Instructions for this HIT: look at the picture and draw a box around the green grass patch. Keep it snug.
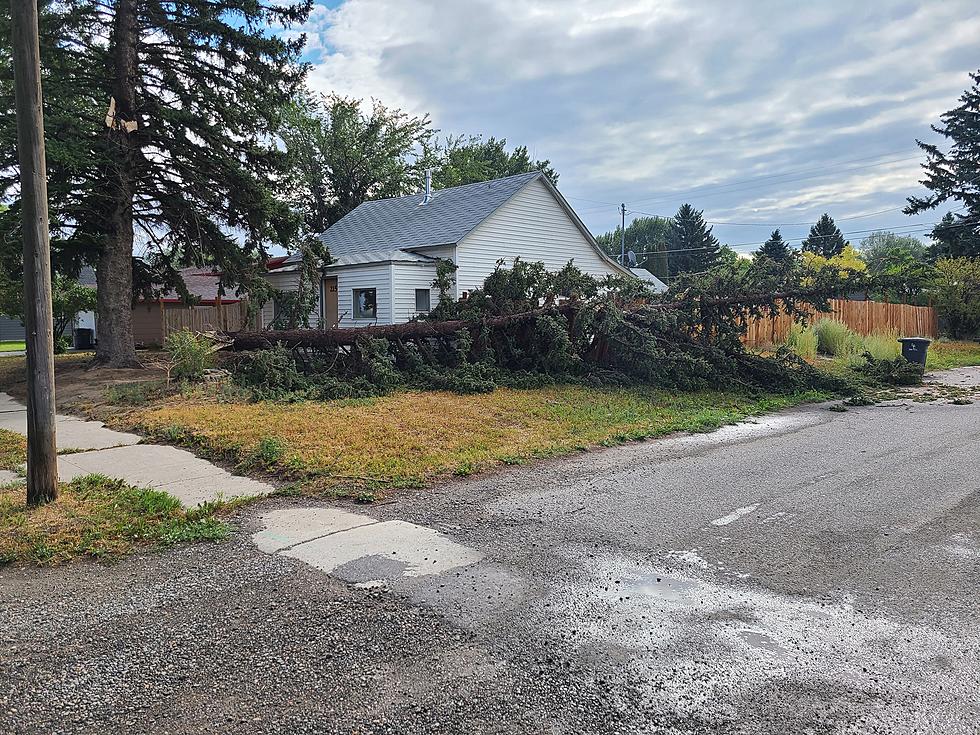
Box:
[0,428,27,472]
[122,385,829,499]
[0,473,232,565]
[926,340,980,371]
[0,342,25,353]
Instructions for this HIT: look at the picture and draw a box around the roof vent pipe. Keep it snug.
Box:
[422,169,433,205]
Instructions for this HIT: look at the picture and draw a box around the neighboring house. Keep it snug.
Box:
[0,315,24,342]
[131,266,245,346]
[262,171,665,329]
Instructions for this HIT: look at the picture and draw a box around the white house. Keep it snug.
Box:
[260,171,666,329]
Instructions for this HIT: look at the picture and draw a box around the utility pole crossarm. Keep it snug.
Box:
[10,0,59,505]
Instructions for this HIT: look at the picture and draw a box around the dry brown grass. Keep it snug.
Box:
[123,385,824,495]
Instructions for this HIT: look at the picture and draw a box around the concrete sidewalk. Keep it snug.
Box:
[0,392,272,506]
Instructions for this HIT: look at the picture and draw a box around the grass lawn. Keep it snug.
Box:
[0,473,233,565]
[926,339,980,371]
[0,428,27,471]
[0,341,25,353]
[123,386,828,498]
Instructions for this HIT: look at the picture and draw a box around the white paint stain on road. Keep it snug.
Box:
[710,503,759,526]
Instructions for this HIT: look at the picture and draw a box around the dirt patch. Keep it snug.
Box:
[0,353,168,414]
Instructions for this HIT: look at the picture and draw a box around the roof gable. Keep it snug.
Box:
[314,171,542,260]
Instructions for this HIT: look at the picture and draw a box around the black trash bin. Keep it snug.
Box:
[897,337,931,366]
[74,328,93,350]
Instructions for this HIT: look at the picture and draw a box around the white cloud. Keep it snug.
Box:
[296,0,979,247]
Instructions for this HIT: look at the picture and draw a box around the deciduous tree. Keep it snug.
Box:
[432,135,558,189]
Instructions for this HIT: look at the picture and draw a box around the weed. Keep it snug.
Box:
[165,330,216,383]
[828,404,849,412]
[255,436,287,466]
[0,473,232,565]
[785,322,817,360]
[0,429,26,471]
[813,319,864,357]
[106,380,171,406]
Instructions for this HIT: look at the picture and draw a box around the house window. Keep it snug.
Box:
[415,288,431,312]
[353,288,377,319]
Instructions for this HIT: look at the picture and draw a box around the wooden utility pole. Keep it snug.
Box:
[10,0,58,505]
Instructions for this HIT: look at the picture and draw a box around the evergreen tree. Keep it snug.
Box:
[432,135,558,189]
[906,70,980,250]
[0,0,311,366]
[801,214,847,258]
[928,211,980,259]
[756,229,793,262]
[667,204,719,276]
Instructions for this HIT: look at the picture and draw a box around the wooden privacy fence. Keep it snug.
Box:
[743,299,939,348]
[162,300,252,339]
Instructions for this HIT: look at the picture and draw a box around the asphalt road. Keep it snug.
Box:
[2,371,979,734]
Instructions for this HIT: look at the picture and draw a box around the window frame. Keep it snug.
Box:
[352,288,378,320]
[414,288,431,313]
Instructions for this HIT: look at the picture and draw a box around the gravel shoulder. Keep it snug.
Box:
[1,369,979,734]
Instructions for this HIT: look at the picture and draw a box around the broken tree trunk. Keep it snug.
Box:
[231,307,564,350]
[228,288,837,352]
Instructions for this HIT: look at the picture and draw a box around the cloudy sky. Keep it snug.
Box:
[288,0,979,254]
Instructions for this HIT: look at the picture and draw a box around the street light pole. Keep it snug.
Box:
[10,0,58,505]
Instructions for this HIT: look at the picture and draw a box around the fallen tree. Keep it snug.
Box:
[222,258,863,400]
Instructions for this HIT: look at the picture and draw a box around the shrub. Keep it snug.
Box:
[813,319,863,357]
[861,330,901,361]
[164,330,215,382]
[785,322,817,359]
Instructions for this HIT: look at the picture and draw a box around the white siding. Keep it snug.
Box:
[455,178,622,295]
[391,262,439,322]
[336,263,393,326]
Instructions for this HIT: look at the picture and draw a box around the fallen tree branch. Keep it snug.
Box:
[227,286,837,352]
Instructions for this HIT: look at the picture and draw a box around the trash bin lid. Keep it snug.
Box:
[897,337,932,344]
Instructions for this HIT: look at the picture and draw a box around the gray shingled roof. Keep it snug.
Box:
[286,171,543,265]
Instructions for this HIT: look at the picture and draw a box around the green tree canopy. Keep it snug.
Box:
[928,211,980,259]
[432,135,558,189]
[595,215,670,278]
[859,232,932,304]
[278,93,437,234]
[906,70,980,252]
[801,214,848,258]
[667,204,720,276]
[756,229,793,262]
[0,0,311,366]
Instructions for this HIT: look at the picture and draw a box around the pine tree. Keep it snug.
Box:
[0,0,311,366]
[929,212,980,259]
[667,204,719,276]
[906,70,980,249]
[801,214,847,258]
[756,229,793,262]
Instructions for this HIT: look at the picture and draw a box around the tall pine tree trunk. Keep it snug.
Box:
[96,0,140,367]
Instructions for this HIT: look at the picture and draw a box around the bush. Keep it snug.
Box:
[813,319,863,357]
[785,322,817,359]
[164,330,215,382]
[861,330,901,361]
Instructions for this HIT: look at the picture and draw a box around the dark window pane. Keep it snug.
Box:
[415,288,430,312]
